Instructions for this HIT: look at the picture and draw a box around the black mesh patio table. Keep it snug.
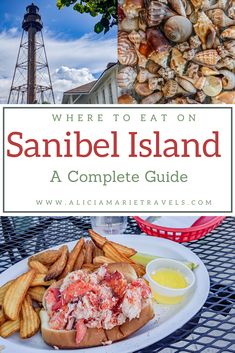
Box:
[0,216,234,352]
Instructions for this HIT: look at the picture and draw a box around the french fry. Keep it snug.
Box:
[81,264,99,271]
[30,274,55,287]
[28,286,46,302]
[0,308,6,326]
[84,240,94,264]
[103,243,135,265]
[88,229,106,248]
[20,295,40,339]
[73,248,85,270]
[89,229,136,257]
[29,249,61,265]
[28,260,48,274]
[45,245,68,281]
[0,319,20,338]
[0,280,14,306]
[59,239,84,278]
[3,270,35,321]
[131,264,146,277]
[93,256,115,265]
[93,244,104,257]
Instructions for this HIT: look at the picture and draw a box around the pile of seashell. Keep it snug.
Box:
[117,0,235,104]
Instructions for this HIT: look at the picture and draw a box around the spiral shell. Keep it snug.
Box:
[146,1,176,27]
[149,51,170,68]
[175,76,197,93]
[138,9,148,31]
[212,91,235,104]
[200,66,220,76]
[190,0,205,10]
[203,0,229,11]
[164,16,193,43]
[207,9,235,28]
[135,82,154,96]
[117,67,137,89]
[146,28,171,53]
[216,57,235,70]
[189,35,201,49]
[148,77,164,90]
[128,31,142,49]
[170,48,187,75]
[186,62,199,78]
[183,48,195,60]
[136,50,148,68]
[146,60,159,74]
[141,92,163,104]
[177,41,190,52]
[194,49,221,66]
[162,79,187,98]
[118,32,138,66]
[158,67,175,79]
[220,70,235,90]
[168,0,186,17]
[123,0,144,18]
[228,5,235,20]
[137,68,156,82]
[221,26,235,40]
[194,76,207,90]
[118,94,138,104]
[224,40,235,58]
[194,12,216,50]
[195,90,206,103]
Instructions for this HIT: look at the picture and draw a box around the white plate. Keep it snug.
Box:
[0,234,210,353]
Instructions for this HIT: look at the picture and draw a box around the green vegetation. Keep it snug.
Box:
[57,0,117,34]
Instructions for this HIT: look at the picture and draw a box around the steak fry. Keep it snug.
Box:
[45,245,68,281]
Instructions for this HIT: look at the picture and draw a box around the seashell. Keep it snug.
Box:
[138,9,148,31]
[175,77,197,93]
[190,0,205,10]
[141,92,163,104]
[168,0,186,17]
[195,90,207,103]
[202,76,222,96]
[220,69,235,89]
[136,50,148,68]
[183,48,195,60]
[200,66,220,75]
[146,1,176,27]
[223,40,235,58]
[216,57,235,69]
[137,68,157,82]
[177,42,190,52]
[212,91,235,104]
[117,67,137,89]
[139,41,154,57]
[189,11,199,24]
[148,77,164,90]
[158,67,175,79]
[194,49,221,66]
[118,94,138,104]
[203,0,229,11]
[186,62,200,78]
[207,9,235,28]
[168,97,188,104]
[217,45,230,58]
[194,76,207,89]
[120,17,139,32]
[194,12,216,50]
[135,82,154,96]
[164,16,193,43]
[146,60,160,74]
[149,51,170,68]
[228,6,235,20]
[162,79,188,98]
[128,31,142,49]
[123,0,144,18]
[181,0,193,15]
[118,32,138,66]
[221,26,235,40]
[189,35,202,49]
[186,97,200,104]
[146,28,171,53]
[170,48,187,75]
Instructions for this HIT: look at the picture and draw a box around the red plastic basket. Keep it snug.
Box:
[133,216,225,242]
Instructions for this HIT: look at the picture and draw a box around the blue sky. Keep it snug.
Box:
[0,0,117,102]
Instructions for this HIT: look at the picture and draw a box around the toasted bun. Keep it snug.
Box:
[41,263,154,348]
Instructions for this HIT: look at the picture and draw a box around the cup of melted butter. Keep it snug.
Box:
[146,259,195,304]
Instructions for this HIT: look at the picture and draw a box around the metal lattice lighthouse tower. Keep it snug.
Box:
[8,3,55,104]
